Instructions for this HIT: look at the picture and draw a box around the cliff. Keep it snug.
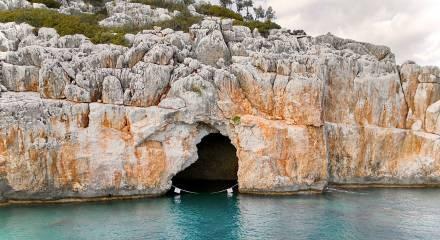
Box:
[0,12,439,202]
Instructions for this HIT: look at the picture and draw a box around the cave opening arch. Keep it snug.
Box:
[171,133,239,193]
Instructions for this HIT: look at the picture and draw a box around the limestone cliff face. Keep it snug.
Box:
[1,18,439,202]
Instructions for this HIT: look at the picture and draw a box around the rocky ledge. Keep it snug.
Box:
[0,18,439,202]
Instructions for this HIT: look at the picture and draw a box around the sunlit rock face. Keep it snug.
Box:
[1,18,440,202]
[326,123,440,186]
[234,116,327,193]
[400,63,440,132]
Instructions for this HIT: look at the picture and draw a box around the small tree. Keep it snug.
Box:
[253,5,265,20]
[235,0,245,14]
[243,0,253,18]
[265,6,276,21]
[220,0,233,8]
[244,12,254,20]
[183,0,195,5]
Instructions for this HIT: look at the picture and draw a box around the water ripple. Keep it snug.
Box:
[1,189,440,240]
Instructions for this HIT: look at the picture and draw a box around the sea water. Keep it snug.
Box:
[1,188,440,240]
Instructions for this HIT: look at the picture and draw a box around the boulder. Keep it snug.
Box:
[0,83,7,92]
[232,26,252,42]
[1,63,39,92]
[64,84,91,103]
[0,22,34,51]
[412,83,440,129]
[143,44,175,65]
[102,76,123,105]
[128,62,172,107]
[425,100,440,135]
[195,29,231,67]
[0,0,31,10]
[99,1,174,28]
[39,60,70,99]
[401,63,440,130]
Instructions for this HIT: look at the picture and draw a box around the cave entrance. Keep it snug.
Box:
[171,133,239,193]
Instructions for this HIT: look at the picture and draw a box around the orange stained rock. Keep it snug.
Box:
[124,141,167,188]
[55,143,90,189]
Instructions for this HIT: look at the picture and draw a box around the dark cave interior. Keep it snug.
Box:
[171,133,239,193]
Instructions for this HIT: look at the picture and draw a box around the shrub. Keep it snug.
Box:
[0,8,202,46]
[132,0,189,13]
[196,4,243,21]
[182,0,195,5]
[0,9,122,44]
[84,0,107,8]
[0,6,278,47]
[0,9,100,36]
[190,83,203,96]
[151,13,202,32]
[29,0,61,9]
[233,19,281,37]
[91,31,126,45]
[231,116,241,125]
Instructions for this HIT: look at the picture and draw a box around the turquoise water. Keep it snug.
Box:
[1,189,440,240]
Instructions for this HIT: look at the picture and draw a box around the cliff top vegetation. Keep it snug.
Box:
[0,0,280,45]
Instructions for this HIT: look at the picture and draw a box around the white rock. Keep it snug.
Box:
[102,76,123,105]
[0,0,31,10]
[39,59,70,99]
[158,97,186,110]
[32,3,47,8]
[195,30,231,66]
[1,20,440,201]
[99,1,174,28]
[425,100,440,135]
[1,63,39,91]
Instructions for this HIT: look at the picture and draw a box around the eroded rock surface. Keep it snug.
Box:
[327,123,440,186]
[98,0,176,28]
[0,0,32,10]
[1,19,440,202]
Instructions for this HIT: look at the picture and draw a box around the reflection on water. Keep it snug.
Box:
[1,189,440,240]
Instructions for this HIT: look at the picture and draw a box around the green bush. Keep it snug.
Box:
[190,83,203,96]
[0,9,122,45]
[0,9,100,36]
[196,4,243,21]
[91,31,127,45]
[29,0,61,9]
[233,20,281,37]
[182,0,195,5]
[84,0,107,7]
[0,8,202,46]
[132,0,188,13]
[150,13,202,32]
[231,115,241,125]
[0,6,279,47]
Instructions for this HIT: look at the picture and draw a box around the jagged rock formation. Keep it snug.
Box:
[0,17,439,202]
[0,0,193,21]
[99,0,179,28]
[57,0,102,15]
[0,0,107,13]
[0,0,47,10]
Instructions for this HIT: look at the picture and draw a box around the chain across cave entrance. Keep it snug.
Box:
[171,133,239,193]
